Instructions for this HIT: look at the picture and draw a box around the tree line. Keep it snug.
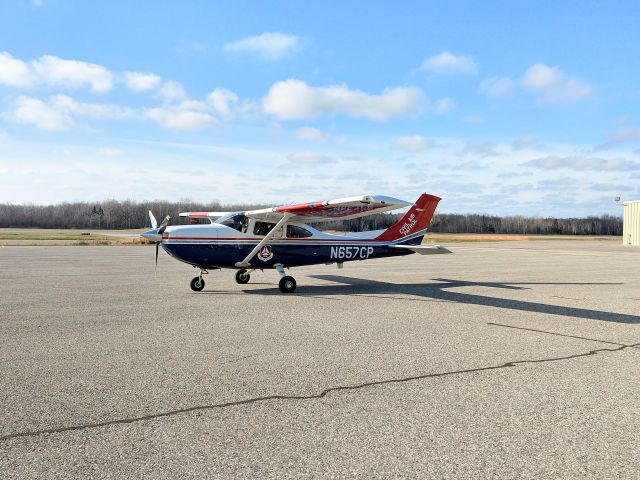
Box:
[0,200,622,235]
[327,212,621,236]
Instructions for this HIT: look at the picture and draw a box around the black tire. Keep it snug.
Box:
[190,276,205,292]
[235,269,250,284]
[279,276,296,293]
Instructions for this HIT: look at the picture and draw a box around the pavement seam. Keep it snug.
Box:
[1,341,637,443]
[486,322,636,347]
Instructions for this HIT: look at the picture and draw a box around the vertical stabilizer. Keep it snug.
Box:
[375,193,441,242]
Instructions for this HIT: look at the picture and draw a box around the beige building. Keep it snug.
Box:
[622,200,640,246]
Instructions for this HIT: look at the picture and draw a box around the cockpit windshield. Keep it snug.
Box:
[216,213,248,233]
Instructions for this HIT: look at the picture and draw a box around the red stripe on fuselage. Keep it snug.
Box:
[163,236,380,242]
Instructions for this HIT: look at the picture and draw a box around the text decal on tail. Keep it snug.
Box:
[399,213,417,236]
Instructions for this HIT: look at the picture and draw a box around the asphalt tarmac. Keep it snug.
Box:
[1,242,639,479]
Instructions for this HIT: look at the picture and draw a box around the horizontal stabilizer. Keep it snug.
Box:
[390,244,452,255]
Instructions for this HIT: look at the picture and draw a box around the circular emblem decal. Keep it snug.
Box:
[258,245,273,261]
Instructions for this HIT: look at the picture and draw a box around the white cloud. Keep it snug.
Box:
[9,94,133,130]
[207,88,239,117]
[513,135,539,149]
[99,148,123,157]
[594,127,640,151]
[392,135,433,152]
[295,127,329,142]
[520,63,592,103]
[0,52,32,87]
[462,139,499,157]
[421,51,477,75]
[124,72,161,92]
[434,97,455,114]
[50,94,133,119]
[224,32,301,60]
[11,96,74,130]
[144,102,216,129]
[479,76,515,98]
[285,151,333,164]
[525,155,640,171]
[31,54,114,93]
[262,79,425,121]
[614,115,632,126]
[463,114,483,124]
[609,127,640,144]
[158,81,187,103]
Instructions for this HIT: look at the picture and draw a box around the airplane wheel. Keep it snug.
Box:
[235,269,250,284]
[279,276,296,293]
[190,276,205,292]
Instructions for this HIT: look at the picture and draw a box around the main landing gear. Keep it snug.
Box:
[235,269,250,284]
[275,264,296,293]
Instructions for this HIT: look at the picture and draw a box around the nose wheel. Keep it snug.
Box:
[190,268,208,292]
[190,276,205,292]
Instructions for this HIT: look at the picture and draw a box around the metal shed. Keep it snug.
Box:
[622,200,640,246]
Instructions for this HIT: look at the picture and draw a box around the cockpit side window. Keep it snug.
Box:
[286,225,313,238]
[254,221,276,236]
[219,214,248,233]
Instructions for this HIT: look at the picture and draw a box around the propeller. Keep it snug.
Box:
[144,211,170,268]
[155,215,170,266]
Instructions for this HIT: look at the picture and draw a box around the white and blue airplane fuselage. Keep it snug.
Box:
[142,193,448,293]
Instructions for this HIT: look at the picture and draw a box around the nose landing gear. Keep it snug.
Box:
[190,268,208,292]
[190,276,205,292]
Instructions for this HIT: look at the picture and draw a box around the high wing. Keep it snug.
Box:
[245,194,412,223]
[178,211,234,221]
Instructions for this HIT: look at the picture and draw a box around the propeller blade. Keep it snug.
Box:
[155,242,159,267]
[158,215,170,234]
[149,211,158,229]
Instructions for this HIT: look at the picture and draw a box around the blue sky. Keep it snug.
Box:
[1,0,639,216]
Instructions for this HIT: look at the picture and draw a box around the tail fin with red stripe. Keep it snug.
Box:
[375,193,441,242]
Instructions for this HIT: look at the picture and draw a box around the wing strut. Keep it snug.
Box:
[235,213,291,268]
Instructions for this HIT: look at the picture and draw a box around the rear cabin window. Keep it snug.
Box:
[287,225,312,238]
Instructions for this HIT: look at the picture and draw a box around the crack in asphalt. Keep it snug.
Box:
[2,335,637,443]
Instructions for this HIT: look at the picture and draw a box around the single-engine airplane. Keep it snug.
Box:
[142,193,450,293]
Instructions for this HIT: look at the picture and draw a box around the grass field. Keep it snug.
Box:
[0,229,150,246]
[0,228,623,246]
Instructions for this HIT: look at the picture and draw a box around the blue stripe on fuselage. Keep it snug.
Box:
[162,241,415,269]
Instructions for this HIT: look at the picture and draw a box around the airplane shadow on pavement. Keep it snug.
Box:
[245,276,640,324]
